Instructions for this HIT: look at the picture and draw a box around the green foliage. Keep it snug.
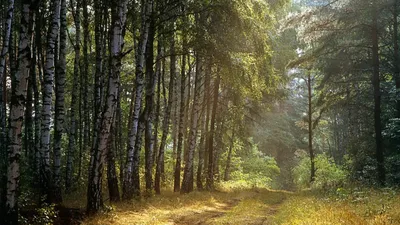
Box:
[293,153,348,189]
[19,203,58,225]
[228,142,280,188]
[32,203,58,225]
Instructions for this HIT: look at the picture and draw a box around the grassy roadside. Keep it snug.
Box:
[272,188,400,225]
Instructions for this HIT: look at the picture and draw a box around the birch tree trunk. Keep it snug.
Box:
[0,0,14,180]
[123,0,152,200]
[40,0,61,202]
[132,113,145,197]
[53,0,67,203]
[181,55,202,194]
[87,0,127,214]
[5,0,33,223]
[92,0,104,150]
[107,124,120,202]
[174,52,186,192]
[33,5,43,198]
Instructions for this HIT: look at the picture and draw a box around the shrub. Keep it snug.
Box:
[293,153,348,190]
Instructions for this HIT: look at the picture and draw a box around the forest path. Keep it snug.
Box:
[81,188,291,225]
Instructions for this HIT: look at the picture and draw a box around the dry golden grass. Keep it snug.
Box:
[79,186,400,225]
[81,188,290,225]
[272,188,400,225]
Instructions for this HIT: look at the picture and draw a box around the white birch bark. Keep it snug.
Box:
[123,0,153,199]
[0,0,14,173]
[5,1,32,223]
[40,0,61,201]
[87,0,127,214]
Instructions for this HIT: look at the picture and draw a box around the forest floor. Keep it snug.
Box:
[75,186,400,225]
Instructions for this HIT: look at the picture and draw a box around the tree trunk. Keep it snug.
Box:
[307,71,315,183]
[107,124,120,202]
[82,0,90,155]
[5,0,32,223]
[181,55,202,194]
[53,0,67,204]
[206,73,220,191]
[0,0,14,199]
[41,0,61,202]
[33,4,43,199]
[393,1,400,118]
[132,112,145,197]
[93,0,104,148]
[0,0,13,86]
[196,104,205,190]
[371,0,385,186]
[224,127,235,181]
[87,0,127,214]
[174,52,186,192]
[144,7,155,193]
[152,44,162,171]
[123,0,152,200]
[155,33,175,194]
[203,61,211,179]
[66,0,80,192]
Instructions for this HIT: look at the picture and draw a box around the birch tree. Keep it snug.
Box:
[87,0,127,214]
[123,0,152,199]
[0,0,14,176]
[181,56,202,194]
[5,0,33,223]
[40,0,61,202]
